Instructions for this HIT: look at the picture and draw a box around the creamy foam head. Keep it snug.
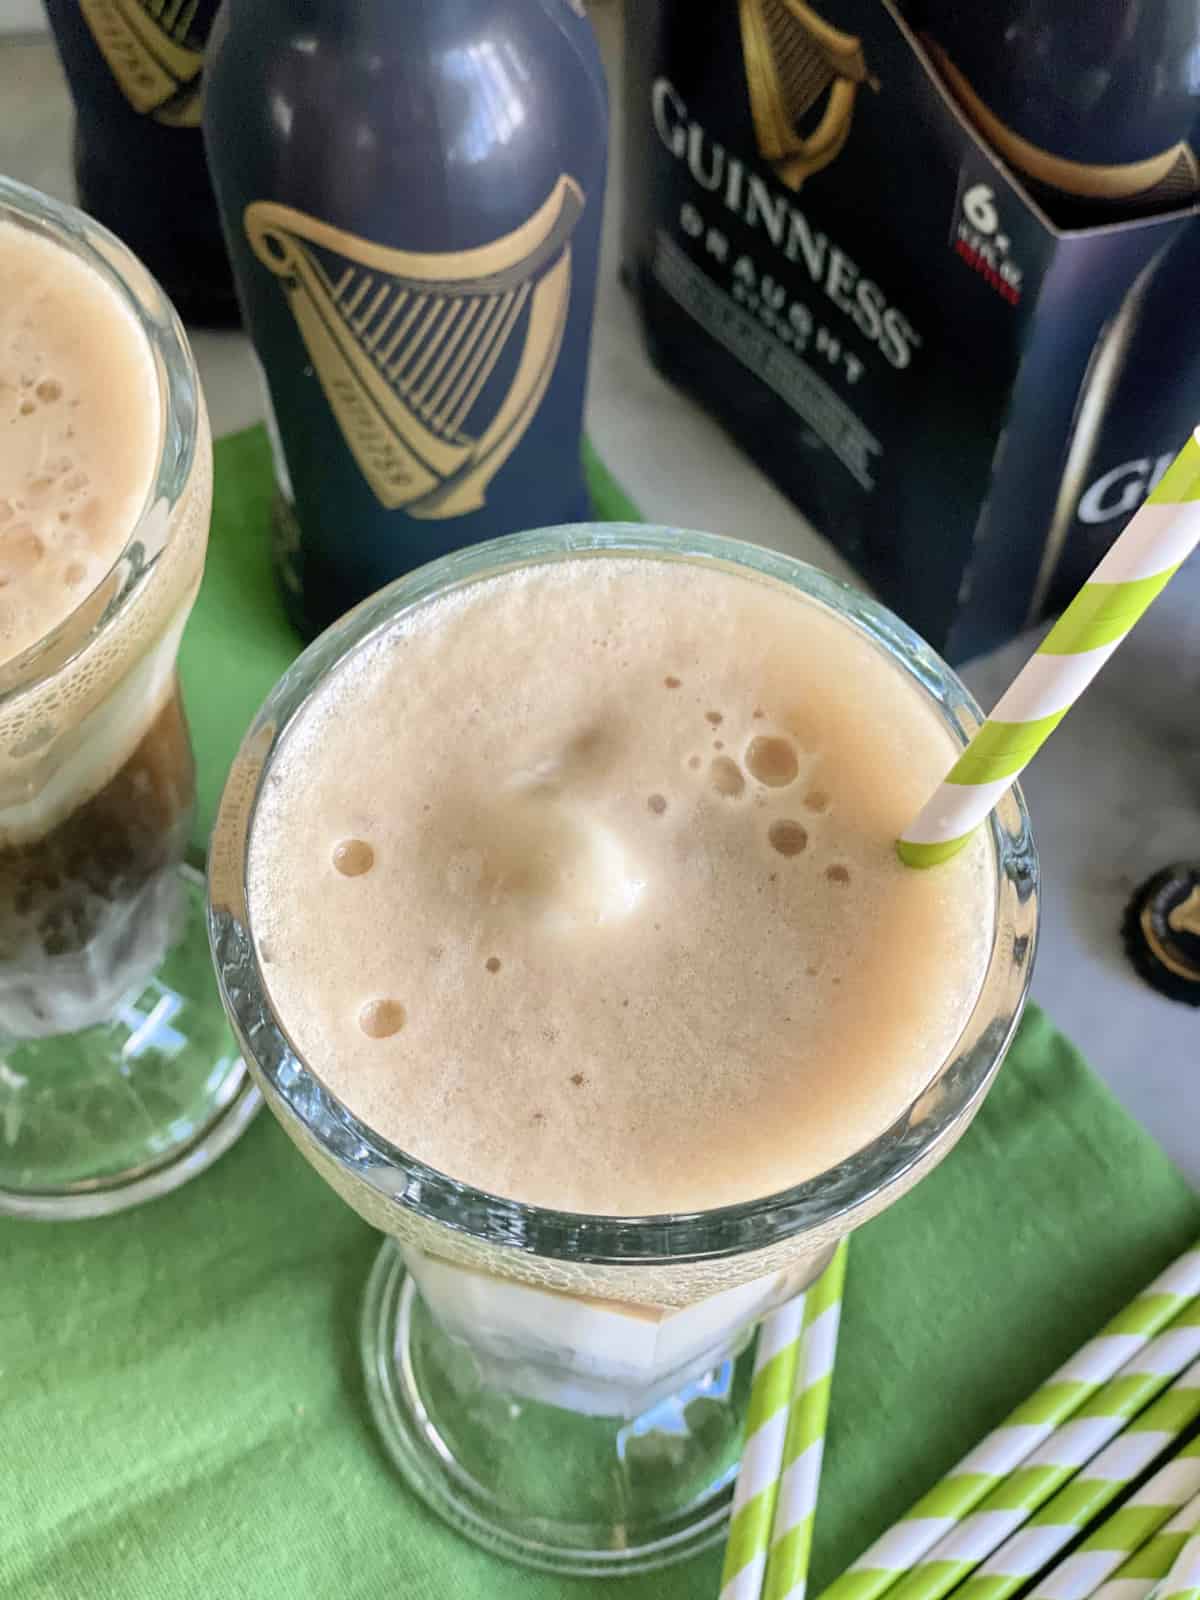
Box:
[0,221,158,666]
[0,218,210,847]
[248,556,994,1216]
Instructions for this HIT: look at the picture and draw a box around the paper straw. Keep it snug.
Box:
[1028,1436,1200,1600]
[945,1355,1200,1600]
[1150,1529,1200,1600]
[898,428,1200,867]
[819,1244,1200,1600]
[1090,1490,1200,1600]
[763,1243,850,1600]
[840,1298,1200,1600]
[721,1291,809,1600]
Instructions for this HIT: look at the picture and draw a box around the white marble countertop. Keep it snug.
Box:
[2,10,1197,1187]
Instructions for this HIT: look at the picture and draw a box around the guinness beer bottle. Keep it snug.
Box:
[43,0,237,326]
[203,0,607,638]
[1033,217,1200,612]
[912,0,1200,224]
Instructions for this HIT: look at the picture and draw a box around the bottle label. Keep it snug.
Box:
[646,65,924,497]
[241,175,586,521]
[949,173,1025,305]
[78,0,219,125]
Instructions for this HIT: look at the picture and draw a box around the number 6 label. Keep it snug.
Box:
[963,182,999,234]
[949,166,1025,304]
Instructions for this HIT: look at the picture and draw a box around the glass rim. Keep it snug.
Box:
[209,523,1039,1266]
[0,175,199,702]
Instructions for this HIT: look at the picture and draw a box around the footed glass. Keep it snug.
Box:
[208,525,1038,1575]
[0,177,258,1219]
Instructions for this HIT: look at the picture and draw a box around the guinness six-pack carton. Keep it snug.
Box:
[622,0,1200,660]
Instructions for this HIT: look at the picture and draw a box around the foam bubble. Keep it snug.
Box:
[768,819,807,857]
[333,838,375,876]
[359,998,405,1037]
[745,735,799,787]
[710,755,745,797]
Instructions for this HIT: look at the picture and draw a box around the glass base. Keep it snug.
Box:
[361,1241,752,1577]
[0,866,260,1219]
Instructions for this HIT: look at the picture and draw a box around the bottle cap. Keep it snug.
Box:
[1122,863,1200,1006]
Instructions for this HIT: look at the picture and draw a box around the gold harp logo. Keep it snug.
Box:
[79,0,206,126]
[245,177,584,520]
[739,0,876,191]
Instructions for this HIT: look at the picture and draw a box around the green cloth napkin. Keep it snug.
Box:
[3,429,1198,1600]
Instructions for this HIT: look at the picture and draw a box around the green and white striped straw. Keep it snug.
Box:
[1150,1528,1200,1600]
[899,428,1200,868]
[1090,1490,1200,1600]
[763,1243,850,1600]
[946,1354,1200,1600]
[820,1245,1200,1600]
[721,1290,809,1600]
[1028,1435,1200,1600]
[848,1298,1200,1600]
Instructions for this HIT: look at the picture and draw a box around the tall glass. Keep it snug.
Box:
[0,178,259,1219]
[208,525,1038,1576]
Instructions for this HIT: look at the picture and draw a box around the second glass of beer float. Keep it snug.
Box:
[208,525,1038,1576]
[0,178,259,1219]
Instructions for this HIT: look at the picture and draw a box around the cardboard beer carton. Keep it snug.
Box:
[622,0,1198,660]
